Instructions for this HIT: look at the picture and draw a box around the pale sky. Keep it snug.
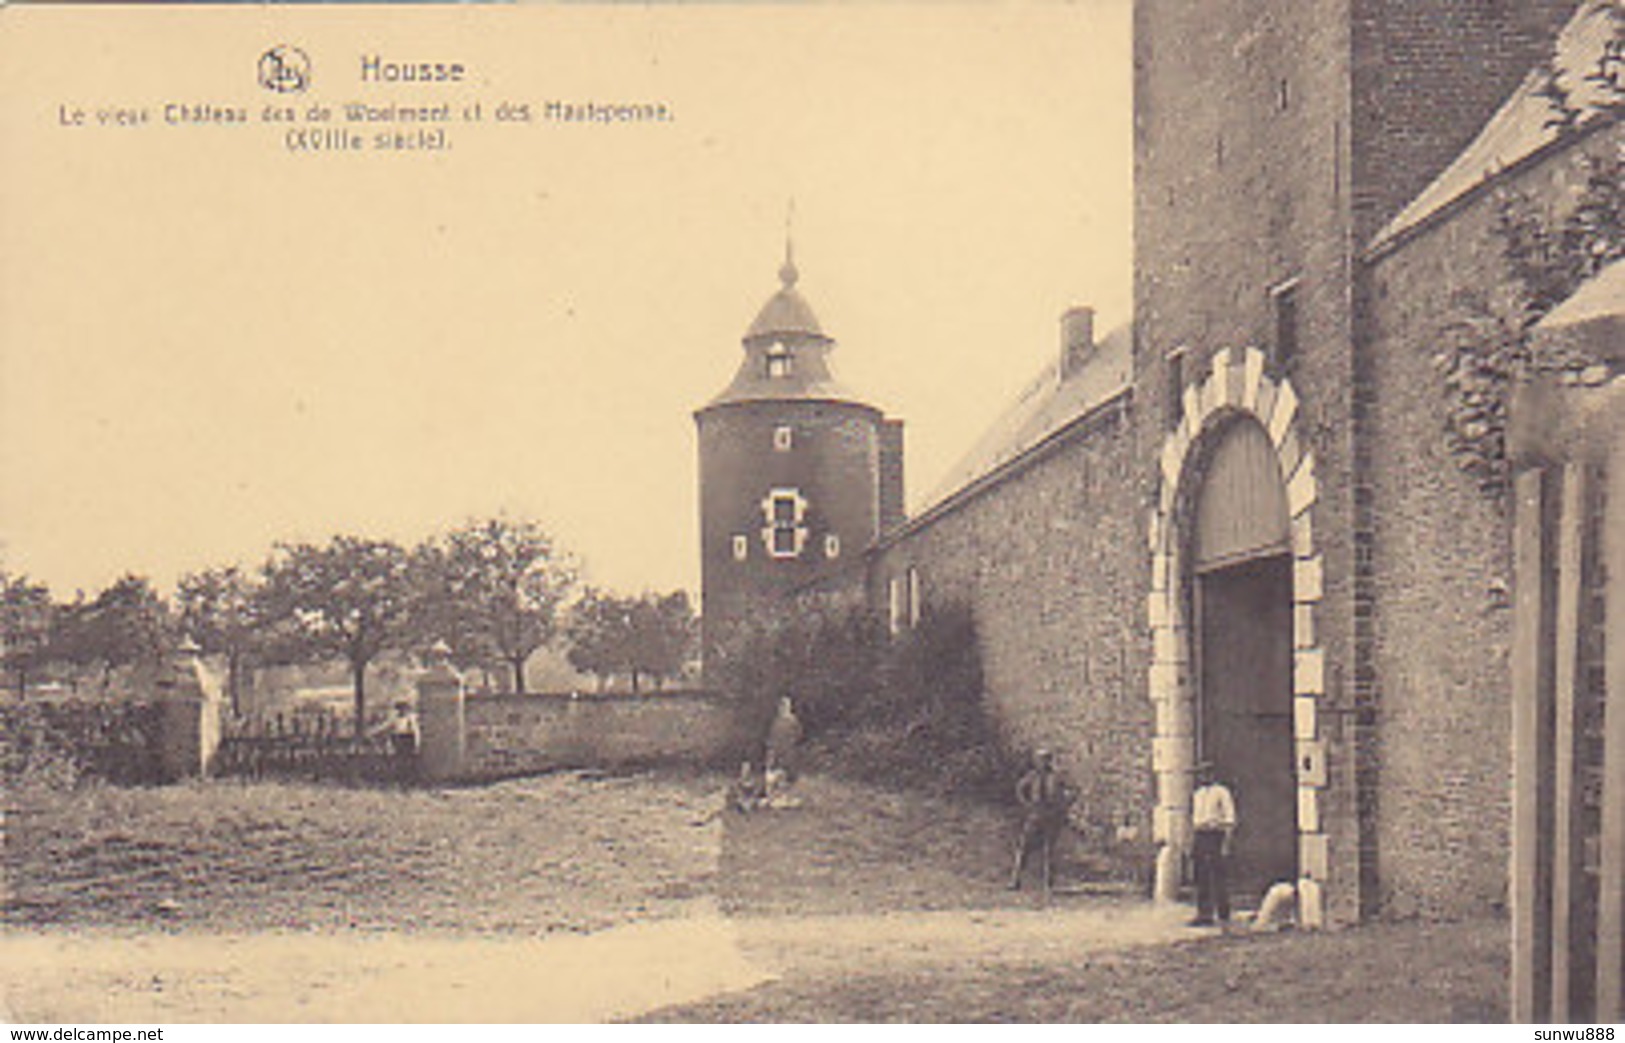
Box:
[0,3,1133,604]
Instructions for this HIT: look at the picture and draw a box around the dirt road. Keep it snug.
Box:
[1,900,1194,1022]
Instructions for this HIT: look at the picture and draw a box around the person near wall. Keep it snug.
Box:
[370,700,419,783]
[764,695,804,782]
[1189,759,1237,926]
[1008,748,1072,894]
[728,760,766,814]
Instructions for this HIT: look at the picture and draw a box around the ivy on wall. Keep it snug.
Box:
[1433,0,1623,500]
[1434,146,1623,501]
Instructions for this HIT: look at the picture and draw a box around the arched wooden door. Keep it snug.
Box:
[1191,418,1298,900]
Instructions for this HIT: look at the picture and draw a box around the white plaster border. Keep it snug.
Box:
[1147,345,1327,928]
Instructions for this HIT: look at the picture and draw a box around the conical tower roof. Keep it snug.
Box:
[744,247,825,341]
[699,249,869,411]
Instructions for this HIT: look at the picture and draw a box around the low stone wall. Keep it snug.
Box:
[417,670,745,783]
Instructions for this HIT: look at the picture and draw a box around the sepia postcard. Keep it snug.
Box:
[2,0,1622,1028]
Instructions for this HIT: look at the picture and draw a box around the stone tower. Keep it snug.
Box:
[695,245,904,677]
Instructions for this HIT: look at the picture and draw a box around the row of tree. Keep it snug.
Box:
[0,518,697,731]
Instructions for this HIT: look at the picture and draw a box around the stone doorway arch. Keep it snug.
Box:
[1147,345,1327,927]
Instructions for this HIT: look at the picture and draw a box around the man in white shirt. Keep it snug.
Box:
[1189,760,1236,926]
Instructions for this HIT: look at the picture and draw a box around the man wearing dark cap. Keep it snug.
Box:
[1009,748,1071,894]
[1189,760,1237,926]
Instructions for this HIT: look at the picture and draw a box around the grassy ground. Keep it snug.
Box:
[716,774,1143,917]
[2,772,720,935]
[3,770,1511,1022]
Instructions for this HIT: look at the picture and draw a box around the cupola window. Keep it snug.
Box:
[766,342,793,379]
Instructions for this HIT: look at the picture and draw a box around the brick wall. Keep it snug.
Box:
[1132,0,1582,921]
[697,399,885,669]
[1350,0,1580,243]
[458,690,744,780]
[870,397,1152,843]
[1362,124,1624,916]
[1135,0,1367,920]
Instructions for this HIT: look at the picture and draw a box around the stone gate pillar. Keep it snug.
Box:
[154,638,222,781]
[416,642,466,784]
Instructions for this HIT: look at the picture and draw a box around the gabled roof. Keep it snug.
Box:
[1537,256,1625,330]
[1370,0,1623,254]
[919,324,1133,512]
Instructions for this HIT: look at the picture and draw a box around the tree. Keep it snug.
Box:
[176,565,264,715]
[628,591,697,690]
[0,570,53,696]
[55,575,175,685]
[260,536,414,734]
[566,589,696,693]
[415,518,576,693]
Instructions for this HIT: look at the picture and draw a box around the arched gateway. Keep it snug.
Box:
[1148,346,1327,926]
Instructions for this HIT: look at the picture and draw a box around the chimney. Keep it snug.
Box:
[1060,306,1095,380]
[878,419,906,535]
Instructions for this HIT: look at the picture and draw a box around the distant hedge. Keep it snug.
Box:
[0,700,163,789]
[715,601,1020,800]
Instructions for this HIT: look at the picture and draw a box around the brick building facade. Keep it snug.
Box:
[697,0,1621,924]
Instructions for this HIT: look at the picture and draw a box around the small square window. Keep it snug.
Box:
[824,533,840,559]
[773,426,794,452]
[731,535,749,561]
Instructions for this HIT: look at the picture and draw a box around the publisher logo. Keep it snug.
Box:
[259,46,311,94]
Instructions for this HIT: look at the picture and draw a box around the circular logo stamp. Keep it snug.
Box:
[259,46,312,94]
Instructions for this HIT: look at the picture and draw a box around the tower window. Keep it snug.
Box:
[907,567,922,627]
[888,574,906,635]
[766,342,792,379]
[1270,278,1300,372]
[761,487,808,559]
[1166,347,1187,431]
[731,535,749,561]
[773,426,794,452]
[824,533,841,559]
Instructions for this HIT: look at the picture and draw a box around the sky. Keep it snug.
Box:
[0,2,1134,604]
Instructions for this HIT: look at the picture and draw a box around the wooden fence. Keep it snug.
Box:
[1508,312,1624,1022]
[214,711,410,783]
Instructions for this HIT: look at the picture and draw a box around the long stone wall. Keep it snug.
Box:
[869,395,1152,849]
[417,666,745,783]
